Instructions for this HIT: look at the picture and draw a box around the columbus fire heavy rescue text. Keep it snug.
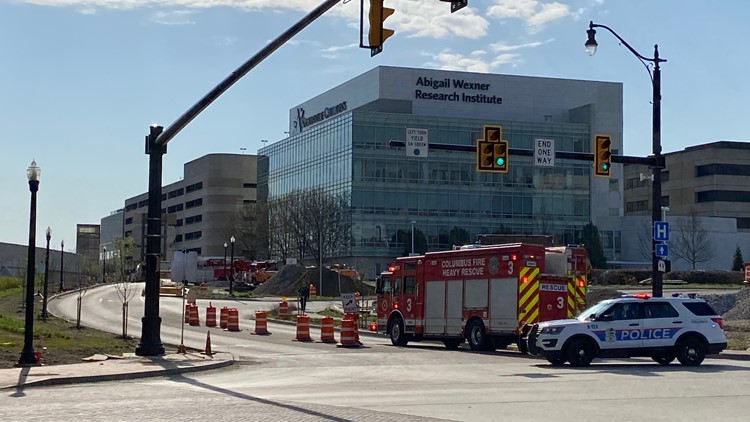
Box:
[441,257,486,277]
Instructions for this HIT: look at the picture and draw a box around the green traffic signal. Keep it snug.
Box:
[601,162,609,171]
[496,157,505,166]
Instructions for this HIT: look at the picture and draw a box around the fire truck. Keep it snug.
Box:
[375,243,589,352]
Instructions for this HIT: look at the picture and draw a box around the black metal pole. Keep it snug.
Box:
[223,244,227,281]
[59,240,65,292]
[651,46,663,298]
[102,246,106,283]
[136,125,166,357]
[42,230,50,320]
[230,241,235,296]
[19,179,39,365]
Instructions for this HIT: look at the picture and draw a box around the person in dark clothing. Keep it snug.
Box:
[298,285,310,314]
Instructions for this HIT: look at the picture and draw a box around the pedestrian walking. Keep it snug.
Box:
[298,285,310,314]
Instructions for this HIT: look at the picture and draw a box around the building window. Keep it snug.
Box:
[176,219,183,227]
[185,215,203,225]
[174,234,183,242]
[138,200,148,208]
[697,190,750,203]
[243,183,257,188]
[186,198,203,209]
[661,170,669,182]
[125,230,133,237]
[609,179,618,192]
[168,204,184,213]
[626,200,649,213]
[185,231,202,240]
[186,182,203,193]
[661,196,670,207]
[696,163,750,177]
[168,188,184,199]
[737,218,750,229]
[125,217,133,225]
[78,226,98,234]
[125,203,137,212]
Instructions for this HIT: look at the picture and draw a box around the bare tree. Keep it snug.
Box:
[671,211,714,270]
[109,236,138,339]
[234,200,269,260]
[636,221,653,261]
[74,263,90,330]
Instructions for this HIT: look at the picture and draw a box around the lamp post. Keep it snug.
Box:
[410,220,416,255]
[59,239,65,292]
[585,21,667,297]
[102,246,107,283]
[229,236,235,295]
[42,227,51,320]
[223,242,228,282]
[19,160,41,366]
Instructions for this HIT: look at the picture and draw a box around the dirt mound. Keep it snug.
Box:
[254,264,375,297]
[719,288,750,320]
[586,288,624,306]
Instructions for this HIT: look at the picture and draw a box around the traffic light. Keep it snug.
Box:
[484,125,501,142]
[477,140,494,171]
[493,141,509,173]
[594,134,612,177]
[368,0,395,56]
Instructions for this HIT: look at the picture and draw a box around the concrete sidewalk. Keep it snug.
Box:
[0,352,234,390]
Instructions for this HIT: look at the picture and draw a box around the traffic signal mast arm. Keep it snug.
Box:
[388,140,656,165]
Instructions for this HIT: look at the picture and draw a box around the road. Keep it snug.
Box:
[30,284,750,421]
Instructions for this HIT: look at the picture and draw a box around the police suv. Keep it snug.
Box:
[530,293,727,367]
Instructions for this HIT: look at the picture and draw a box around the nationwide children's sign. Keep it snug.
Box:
[414,76,503,105]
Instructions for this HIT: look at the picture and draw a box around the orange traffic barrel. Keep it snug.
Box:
[338,317,359,347]
[254,310,271,335]
[278,300,289,318]
[309,283,317,296]
[226,308,240,332]
[188,304,200,326]
[219,306,229,329]
[294,314,312,342]
[320,316,336,343]
[205,303,217,327]
[185,303,191,323]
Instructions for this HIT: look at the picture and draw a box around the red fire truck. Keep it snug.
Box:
[375,243,589,352]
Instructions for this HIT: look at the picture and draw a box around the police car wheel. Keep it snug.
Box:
[566,338,595,367]
[675,337,706,366]
[651,353,676,365]
[527,325,539,355]
[547,357,565,366]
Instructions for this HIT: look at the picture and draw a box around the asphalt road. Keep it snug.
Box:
[35,284,750,422]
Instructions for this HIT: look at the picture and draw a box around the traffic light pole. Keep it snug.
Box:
[136,0,342,357]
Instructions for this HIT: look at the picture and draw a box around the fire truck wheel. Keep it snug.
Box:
[466,320,490,351]
[517,324,531,354]
[388,316,408,347]
[565,338,596,367]
[443,339,463,350]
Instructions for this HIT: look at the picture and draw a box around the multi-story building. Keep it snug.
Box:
[75,224,100,270]
[121,153,257,264]
[259,65,625,278]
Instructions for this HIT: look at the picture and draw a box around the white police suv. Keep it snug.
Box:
[529,293,727,367]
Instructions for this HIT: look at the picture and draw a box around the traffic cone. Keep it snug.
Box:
[203,331,213,356]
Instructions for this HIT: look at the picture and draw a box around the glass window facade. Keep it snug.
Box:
[260,110,592,261]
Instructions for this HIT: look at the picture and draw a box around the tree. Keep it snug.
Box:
[109,236,136,281]
[732,245,744,271]
[447,226,471,249]
[235,200,269,260]
[636,221,653,261]
[577,222,607,269]
[671,212,713,270]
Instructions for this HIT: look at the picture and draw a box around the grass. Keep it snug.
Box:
[0,277,138,368]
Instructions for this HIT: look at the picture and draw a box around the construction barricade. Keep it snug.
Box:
[220,306,229,329]
[188,304,200,326]
[320,316,336,343]
[205,303,217,327]
[254,311,271,335]
[226,308,241,332]
[309,283,317,296]
[337,314,361,348]
[185,303,191,323]
[278,299,289,318]
[294,314,312,342]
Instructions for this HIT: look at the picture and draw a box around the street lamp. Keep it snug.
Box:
[410,220,416,255]
[19,160,41,366]
[223,242,228,282]
[59,239,65,292]
[102,246,107,283]
[42,227,51,320]
[229,236,235,295]
[585,21,667,297]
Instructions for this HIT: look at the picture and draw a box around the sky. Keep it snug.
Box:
[1,0,748,252]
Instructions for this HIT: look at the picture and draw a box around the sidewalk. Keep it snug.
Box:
[0,352,234,390]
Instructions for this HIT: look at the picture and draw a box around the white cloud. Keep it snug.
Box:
[487,0,571,32]
[152,10,195,25]
[489,39,550,52]
[427,48,523,73]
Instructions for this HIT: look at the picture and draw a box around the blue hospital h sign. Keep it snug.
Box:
[653,221,669,242]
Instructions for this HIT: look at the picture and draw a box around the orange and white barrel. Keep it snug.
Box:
[226,308,240,332]
[254,311,270,335]
[188,304,200,326]
[338,317,359,347]
[205,303,217,327]
[219,306,229,329]
[320,316,336,343]
[295,314,312,342]
[278,300,289,318]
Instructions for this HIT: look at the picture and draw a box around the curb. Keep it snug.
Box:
[1,359,236,390]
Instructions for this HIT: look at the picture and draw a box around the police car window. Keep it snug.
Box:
[683,302,719,316]
[644,302,679,319]
[394,277,402,294]
[611,303,640,320]
[404,276,415,294]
